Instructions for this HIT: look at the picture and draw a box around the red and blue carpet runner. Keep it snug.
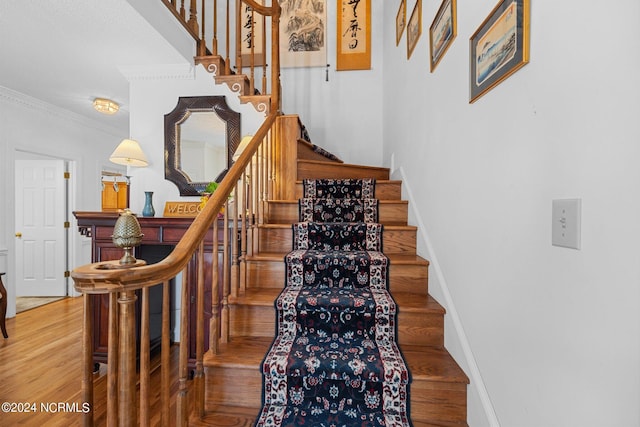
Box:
[256,179,412,426]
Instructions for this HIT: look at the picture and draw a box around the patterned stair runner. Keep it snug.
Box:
[256,179,412,427]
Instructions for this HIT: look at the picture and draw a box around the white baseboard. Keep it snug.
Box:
[392,166,500,427]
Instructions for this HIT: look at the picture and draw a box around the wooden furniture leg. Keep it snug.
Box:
[0,273,8,338]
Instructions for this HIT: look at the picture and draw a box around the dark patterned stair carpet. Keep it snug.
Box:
[299,198,379,223]
[256,179,412,427]
[302,178,376,199]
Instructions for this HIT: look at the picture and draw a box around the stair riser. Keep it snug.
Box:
[229,304,274,337]
[399,312,444,347]
[205,365,262,408]
[229,304,444,346]
[257,227,417,255]
[297,161,390,180]
[247,260,428,294]
[295,181,403,200]
[267,201,409,225]
[409,381,468,424]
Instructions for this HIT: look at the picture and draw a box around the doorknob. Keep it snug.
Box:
[15,232,22,238]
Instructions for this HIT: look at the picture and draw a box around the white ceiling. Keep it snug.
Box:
[0,0,192,134]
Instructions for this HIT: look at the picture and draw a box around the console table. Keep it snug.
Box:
[73,211,227,369]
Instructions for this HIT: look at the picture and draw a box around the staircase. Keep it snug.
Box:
[69,3,469,425]
[200,152,469,426]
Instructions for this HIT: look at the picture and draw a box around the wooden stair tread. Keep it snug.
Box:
[232,288,443,313]
[297,159,390,180]
[257,223,418,231]
[204,336,271,368]
[295,179,403,200]
[394,292,445,313]
[247,252,429,265]
[412,421,468,427]
[402,345,469,385]
[295,179,403,185]
[297,159,389,173]
[266,198,409,225]
[205,338,466,385]
[190,404,257,426]
[230,288,280,305]
[268,199,408,205]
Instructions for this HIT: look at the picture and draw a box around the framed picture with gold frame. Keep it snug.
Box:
[407,0,422,59]
[429,0,456,72]
[469,0,530,103]
[337,0,371,70]
[396,0,406,46]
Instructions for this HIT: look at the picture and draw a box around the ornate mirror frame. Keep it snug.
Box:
[164,96,241,196]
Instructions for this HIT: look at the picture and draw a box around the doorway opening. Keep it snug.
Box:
[14,154,73,301]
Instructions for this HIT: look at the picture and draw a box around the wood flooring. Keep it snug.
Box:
[0,296,257,426]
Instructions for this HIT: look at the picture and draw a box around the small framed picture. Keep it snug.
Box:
[429,0,457,72]
[469,0,530,102]
[396,0,406,46]
[407,0,422,59]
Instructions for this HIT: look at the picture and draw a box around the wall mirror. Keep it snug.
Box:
[164,96,240,196]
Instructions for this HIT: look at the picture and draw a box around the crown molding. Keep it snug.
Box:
[0,86,122,137]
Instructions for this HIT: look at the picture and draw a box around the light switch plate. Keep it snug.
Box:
[552,199,581,249]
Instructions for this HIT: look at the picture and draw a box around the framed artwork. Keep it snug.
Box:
[406,0,422,59]
[469,0,530,103]
[429,0,456,72]
[279,0,327,68]
[396,0,406,46]
[337,0,371,70]
[239,0,265,67]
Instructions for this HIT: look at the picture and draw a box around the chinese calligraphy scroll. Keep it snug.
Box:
[239,0,265,67]
[337,0,371,70]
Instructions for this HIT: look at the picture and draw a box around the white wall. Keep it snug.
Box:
[0,87,123,317]
[382,1,640,426]
[124,64,265,214]
[280,0,385,167]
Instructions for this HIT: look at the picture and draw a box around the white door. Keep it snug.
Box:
[15,160,67,296]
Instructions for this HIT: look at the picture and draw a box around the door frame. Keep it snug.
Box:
[12,151,78,301]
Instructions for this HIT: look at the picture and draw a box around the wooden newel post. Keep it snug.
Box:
[118,290,138,426]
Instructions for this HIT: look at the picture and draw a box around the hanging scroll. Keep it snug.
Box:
[279,0,327,68]
[240,0,265,66]
[336,0,371,70]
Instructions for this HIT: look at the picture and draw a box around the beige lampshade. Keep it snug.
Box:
[232,135,253,161]
[109,139,149,167]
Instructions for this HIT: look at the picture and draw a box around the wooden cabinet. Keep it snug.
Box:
[73,212,227,369]
[101,181,128,211]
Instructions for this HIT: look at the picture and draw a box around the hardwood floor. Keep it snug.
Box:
[0,296,257,426]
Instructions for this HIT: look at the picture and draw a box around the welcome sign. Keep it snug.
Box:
[163,201,202,217]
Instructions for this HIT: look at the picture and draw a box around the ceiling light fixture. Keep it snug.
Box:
[93,97,120,115]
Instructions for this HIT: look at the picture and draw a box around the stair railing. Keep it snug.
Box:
[162,0,281,113]
[73,116,277,426]
[71,2,281,425]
